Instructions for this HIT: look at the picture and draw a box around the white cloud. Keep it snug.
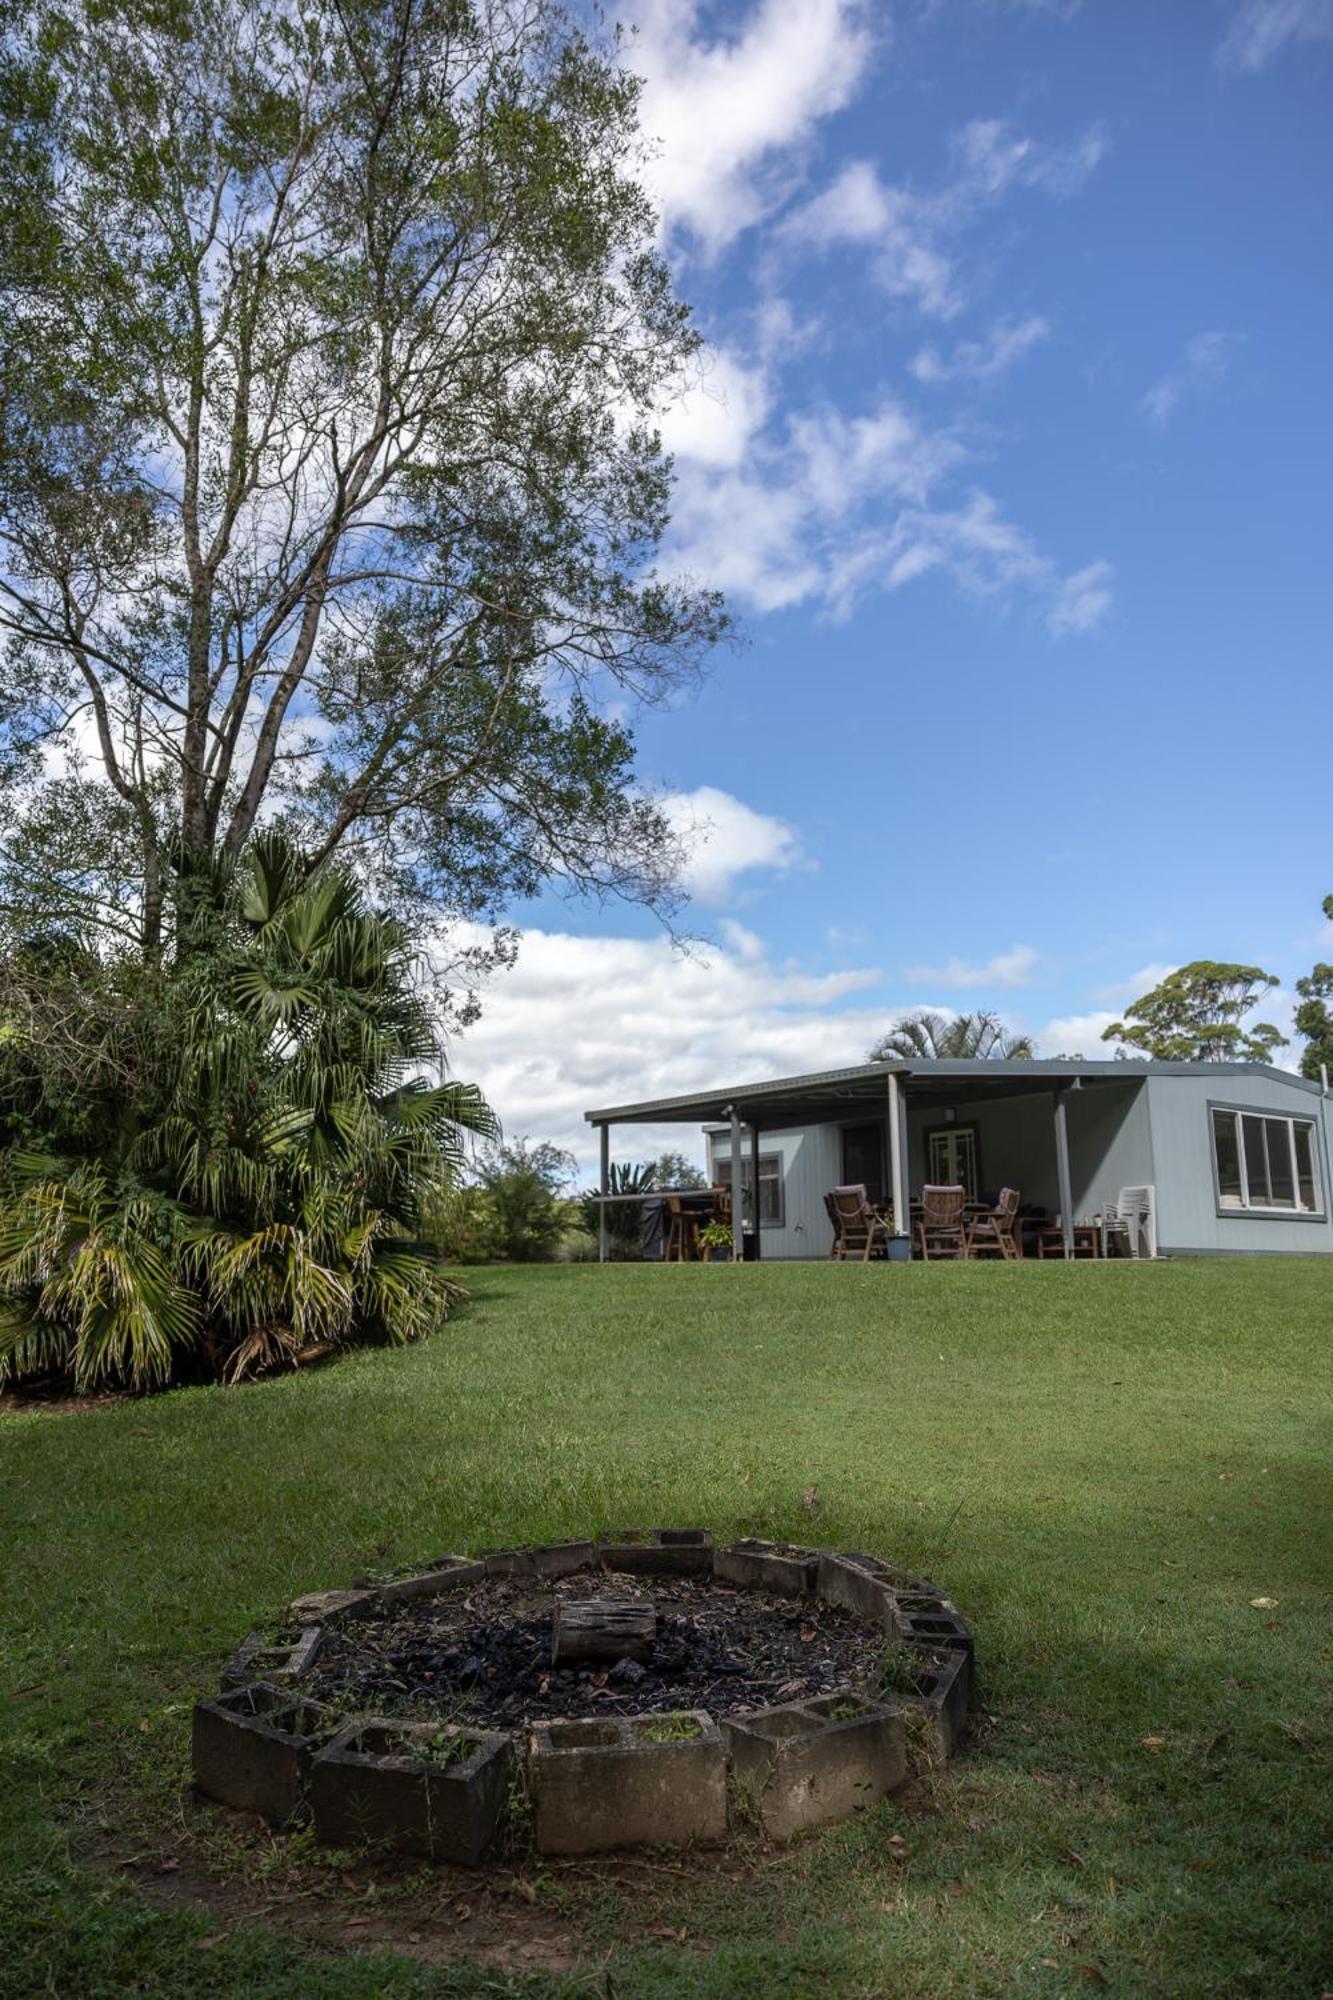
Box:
[911,313,1051,385]
[783,159,963,316]
[1217,0,1333,71]
[449,923,887,1174]
[1037,1008,1121,1057]
[657,346,772,470]
[1140,330,1242,427]
[659,785,800,902]
[1088,961,1178,1006]
[947,117,1107,201]
[666,382,1113,634]
[784,118,1106,319]
[1047,558,1114,636]
[903,944,1040,989]
[626,0,875,254]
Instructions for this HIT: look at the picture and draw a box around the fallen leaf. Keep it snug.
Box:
[1141,1735,1167,1751]
[194,1935,225,1952]
[800,1485,819,1511]
[1040,1960,1060,1971]
[1077,1968,1108,1987]
[1107,1876,1117,1898]
[799,1624,816,1643]
[407,1931,422,1943]
[340,1875,360,1892]
[344,1917,371,1929]
[513,1878,538,1904]
[1187,1859,1214,1873]
[1249,1596,1279,1609]
[1063,1846,1085,1868]
[157,1858,180,1874]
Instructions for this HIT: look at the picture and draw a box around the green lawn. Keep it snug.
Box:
[2,1259,1330,1998]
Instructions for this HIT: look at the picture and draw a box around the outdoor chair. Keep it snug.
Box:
[829,1184,889,1261]
[967,1186,1022,1260]
[916,1184,968,1260]
[663,1195,699,1263]
[1103,1185,1157,1259]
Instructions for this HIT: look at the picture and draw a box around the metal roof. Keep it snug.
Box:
[584,1057,1317,1127]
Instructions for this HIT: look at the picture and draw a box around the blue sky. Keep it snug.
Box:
[453,0,1333,1172]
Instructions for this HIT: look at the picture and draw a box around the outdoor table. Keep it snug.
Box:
[1035,1222,1103,1259]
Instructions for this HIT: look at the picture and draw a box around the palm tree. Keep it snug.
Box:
[0,834,495,1390]
[869,1009,1035,1063]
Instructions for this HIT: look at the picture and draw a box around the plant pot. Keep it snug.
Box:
[886,1235,911,1263]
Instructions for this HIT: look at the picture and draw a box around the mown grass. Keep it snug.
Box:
[2,1258,1330,1997]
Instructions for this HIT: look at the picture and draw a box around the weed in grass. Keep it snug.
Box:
[634,1713,703,1743]
[418,1729,481,1767]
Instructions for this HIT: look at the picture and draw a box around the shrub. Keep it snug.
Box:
[473,1139,575,1263]
[0,835,494,1390]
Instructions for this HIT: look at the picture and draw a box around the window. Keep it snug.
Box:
[1210,1107,1324,1216]
[712,1153,784,1228]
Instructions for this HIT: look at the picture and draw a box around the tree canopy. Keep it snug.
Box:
[0,0,724,959]
[869,1009,1035,1063]
[1294,895,1333,1082]
[1101,961,1287,1064]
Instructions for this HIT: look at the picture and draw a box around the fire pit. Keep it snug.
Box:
[192,1531,975,1860]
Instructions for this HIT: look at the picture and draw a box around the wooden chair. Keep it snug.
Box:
[829,1185,889,1261]
[967,1186,1021,1260]
[916,1184,968,1260]
[664,1195,699,1262]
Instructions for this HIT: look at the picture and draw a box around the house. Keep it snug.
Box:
[584,1058,1333,1259]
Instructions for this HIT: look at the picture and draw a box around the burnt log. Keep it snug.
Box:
[551,1598,656,1666]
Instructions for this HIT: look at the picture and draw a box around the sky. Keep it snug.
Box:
[450,0,1333,1177]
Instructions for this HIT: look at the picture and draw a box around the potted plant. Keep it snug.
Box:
[697,1219,733,1263]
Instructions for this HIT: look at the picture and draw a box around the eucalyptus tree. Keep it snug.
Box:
[0,0,724,957]
[1102,962,1286,1064]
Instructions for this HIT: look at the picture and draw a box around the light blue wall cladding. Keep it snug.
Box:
[1065,1082,1155,1218]
[1143,1072,1333,1254]
[708,1123,843,1260]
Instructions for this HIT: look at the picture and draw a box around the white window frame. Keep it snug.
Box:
[1209,1103,1325,1220]
[711,1151,785,1229]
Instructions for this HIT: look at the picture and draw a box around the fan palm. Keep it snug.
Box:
[869,1009,1035,1062]
[0,834,495,1389]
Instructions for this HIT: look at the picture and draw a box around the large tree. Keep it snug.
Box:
[1294,895,1333,1082]
[1101,961,1287,1064]
[869,1009,1035,1063]
[0,0,724,959]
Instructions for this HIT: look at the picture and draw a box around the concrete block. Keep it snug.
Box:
[897,1605,973,1656]
[530,1541,598,1578]
[192,1682,334,1824]
[377,1559,485,1605]
[898,1647,972,1759]
[714,1539,819,1597]
[529,1710,726,1855]
[598,1528,713,1576]
[723,1691,906,1840]
[222,1626,322,1690]
[309,1719,512,1864]
[816,1554,904,1635]
[288,1587,379,1625]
